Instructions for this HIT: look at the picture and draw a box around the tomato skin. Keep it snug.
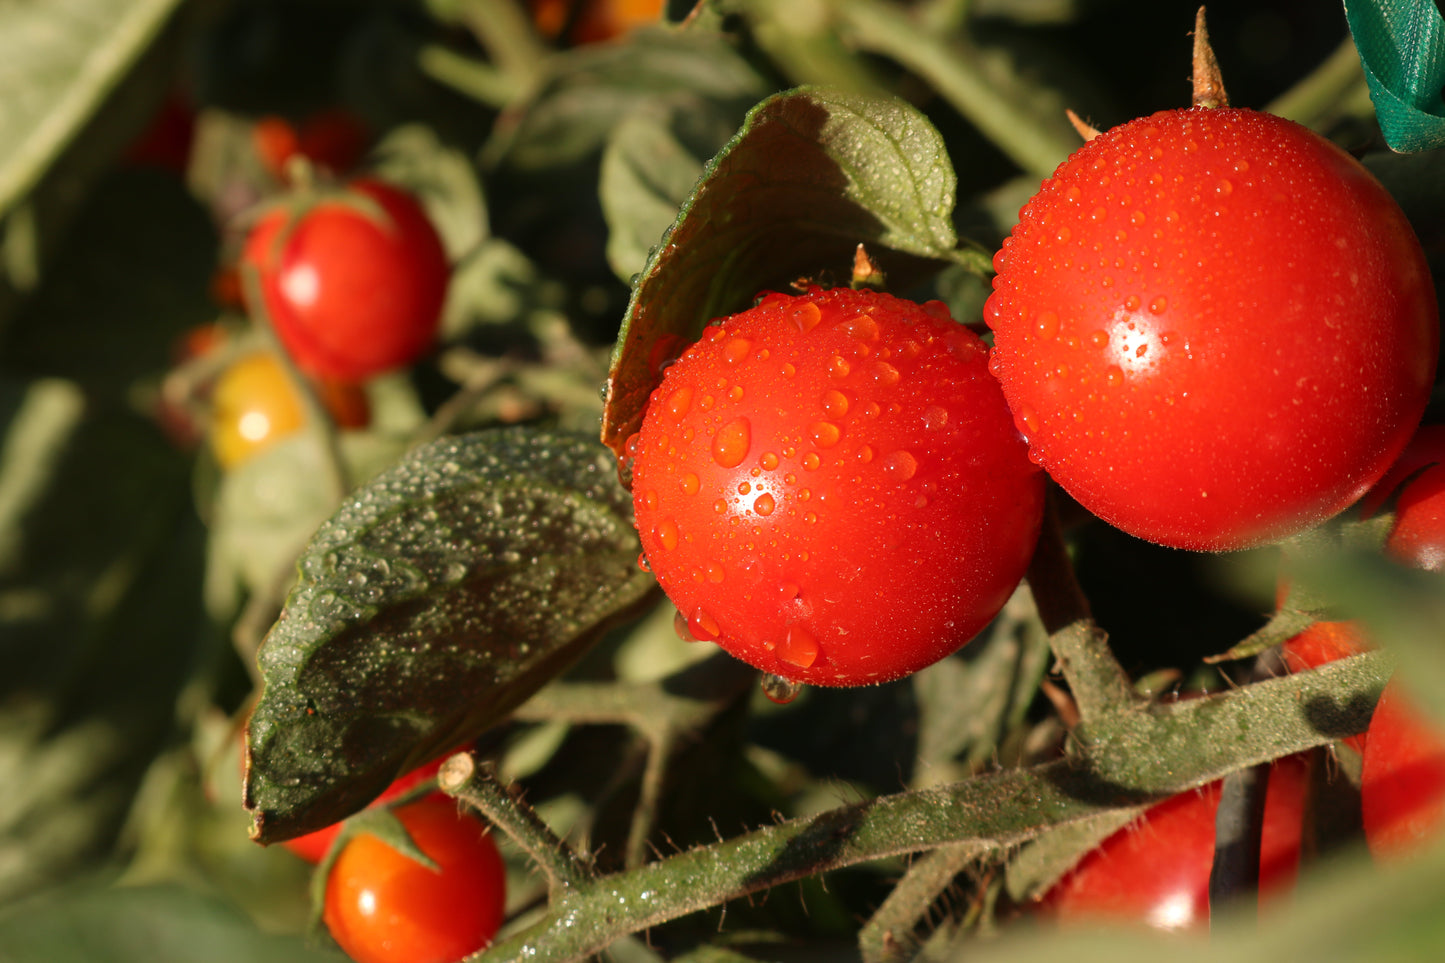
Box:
[242,178,449,381]
[1360,681,1445,859]
[1039,754,1310,929]
[209,352,369,469]
[253,109,370,181]
[323,795,507,963]
[986,107,1438,552]
[630,287,1044,687]
[282,757,448,863]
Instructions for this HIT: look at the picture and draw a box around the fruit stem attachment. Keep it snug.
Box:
[439,751,595,895]
[1192,7,1230,108]
[1065,109,1101,142]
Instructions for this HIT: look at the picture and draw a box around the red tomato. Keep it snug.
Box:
[123,92,196,174]
[242,178,449,381]
[323,795,507,963]
[1360,681,1445,859]
[1038,754,1310,929]
[283,756,448,863]
[1279,620,1372,754]
[253,109,371,181]
[629,287,1045,687]
[209,351,370,469]
[985,107,1438,552]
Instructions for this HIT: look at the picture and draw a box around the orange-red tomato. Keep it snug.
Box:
[323,795,507,963]
[529,0,665,44]
[253,108,371,181]
[282,757,448,863]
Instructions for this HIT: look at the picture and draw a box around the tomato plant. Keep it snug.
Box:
[209,351,369,469]
[322,794,507,963]
[985,107,1438,552]
[629,286,1044,687]
[528,0,665,45]
[1038,754,1311,929]
[241,178,450,381]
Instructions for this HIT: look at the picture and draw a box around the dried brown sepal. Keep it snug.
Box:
[1065,109,1101,142]
[851,243,886,290]
[1191,7,1229,108]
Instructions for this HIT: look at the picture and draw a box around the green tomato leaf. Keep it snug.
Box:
[482,27,768,171]
[600,85,976,459]
[1345,0,1445,151]
[244,427,657,845]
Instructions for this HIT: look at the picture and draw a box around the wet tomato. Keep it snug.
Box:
[629,286,1044,687]
[986,107,1437,551]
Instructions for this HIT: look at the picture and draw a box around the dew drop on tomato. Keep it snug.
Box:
[761,673,803,704]
[712,417,751,468]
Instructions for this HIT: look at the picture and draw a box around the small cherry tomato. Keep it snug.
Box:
[209,351,369,469]
[1038,754,1310,929]
[1360,680,1445,859]
[253,108,371,181]
[986,106,1438,551]
[242,178,449,381]
[323,795,507,963]
[629,286,1044,687]
[529,0,665,45]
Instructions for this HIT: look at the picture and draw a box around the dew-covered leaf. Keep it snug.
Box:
[600,85,973,459]
[244,427,657,844]
[1345,0,1445,151]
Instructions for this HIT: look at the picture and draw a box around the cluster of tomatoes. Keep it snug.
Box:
[627,73,1442,930]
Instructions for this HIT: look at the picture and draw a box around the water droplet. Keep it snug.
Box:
[666,387,693,419]
[712,417,751,468]
[1122,295,1140,312]
[855,444,875,464]
[802,452,821,471]
[1090,206,1106,222]
[624,432,641,457]
[680,472,700,495]
[882,450,918,482]
[924,406,948,430]
[1149,296,1168,314]
[1216,179,1233,196]
[841,313,880,341]
[1056,226,1071,242]
[754,492,776,516]
[705,561,725,583]
[779,626,819,668]
[713,498,727,514]
[828,356,851,379]
[723,337,752,363]
[1034,311,1059,341]
[673,610,696,641]
[809,421,842,449]
[781,362,796,377]
[689,607,721,640]
[641,489,659,511]
[761,673,803,704]
[656,518,679,550]
[791,302,822,332]
[1130,210,1146,226]
[870,362,901,386]
[1089,329,1109,348]
[821,389,849,418]
[1017,406,1040,435]
[1105,365,1125,387]
[636,553,651,572]
[736,481,752,495]
[803,511,818,524]
[1234,158,1250,173]
[760,451,779,471]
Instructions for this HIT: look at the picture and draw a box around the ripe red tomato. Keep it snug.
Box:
[242,178,449,381]
[1038,754,1310,929]
[323,794,507,963]
[985,107,1438,552]
[1374,425,1445,571]
[629,287,1045,687]
[209,351,370,469]
[1360,680,1445,859]
[1279,620,1371,754]
[283,756,448,863]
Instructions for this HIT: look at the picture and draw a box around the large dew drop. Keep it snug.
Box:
[712,417,752,468]
[761,673,803,705]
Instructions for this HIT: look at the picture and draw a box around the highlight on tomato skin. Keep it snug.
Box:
[322,794,508,963]
[985,106,1438,553]
[1036,754,1311,930]
[629,286,1045,688]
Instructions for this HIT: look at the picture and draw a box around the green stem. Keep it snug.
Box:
[450,0,550,90]
[474,653,1387,962]
[832,0,1077,179]
[1026,490,1143,722]
[858,843,984,963]
[439,752,594,895]
[419,45,527,108]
